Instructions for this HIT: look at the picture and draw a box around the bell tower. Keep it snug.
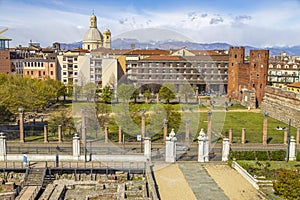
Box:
[103,29,111,49]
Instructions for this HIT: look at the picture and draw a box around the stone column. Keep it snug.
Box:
[18,107,25,143]
[222,138,230,162]
[229,128,233,144]
[263,112,268,145]
[198,129,209,162]
[144,137,151,159]
[296,128,300,145]
[0,133,7,161]
[44,125,48,143]
[185,119,190,144]
[105,126,109,143]
[156,93,159,103]
[58,125,62,143]
[118,126,122,144]
[241,128,246,144]
[289,136,296,161]
[141,112,145,139]
[207,110,212,144]
[165,129,177,163]
[73,133,80,160]
[284,129,288,145]
[163,119,168,144]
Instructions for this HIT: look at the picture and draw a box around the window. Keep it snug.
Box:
[235,54,237,58]
[74,65,78,69]
[43,71,45,75]
[269,64,273,68]
[63,57,66,61]
[63,65,66,68]
[63,79,67,83]
[31,71,33,75]
[63,72,67,75]
[258,53,261,58]
[74,57,77,61]
[50,71,53,75]
[74,72,77,76]
[50,64,53,67]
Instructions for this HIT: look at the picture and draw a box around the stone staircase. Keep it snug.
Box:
[25,168,46,186]
[16,167,46,200]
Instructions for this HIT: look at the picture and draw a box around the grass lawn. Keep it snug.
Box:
[19,101,297,144]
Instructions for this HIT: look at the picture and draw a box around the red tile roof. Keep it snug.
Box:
[288,82,300,88]
[141,55,186,61]
[124,49,170,55]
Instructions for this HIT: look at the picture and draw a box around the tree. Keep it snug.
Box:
[117,84,135,102]
[178,84,195,103]
[143,89,152,103]
[273,169,300,200]
[159,83,176,104]
[48,109,76,136]
[83,82,97,102]
[101,85,113,103]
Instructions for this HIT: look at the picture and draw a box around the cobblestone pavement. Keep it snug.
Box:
[178,162,229,200]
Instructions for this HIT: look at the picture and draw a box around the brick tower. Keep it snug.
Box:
[249,50,269,107]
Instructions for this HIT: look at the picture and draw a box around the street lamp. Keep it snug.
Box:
[81,107,87,162]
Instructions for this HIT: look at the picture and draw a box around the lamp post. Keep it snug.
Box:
[81,107,87,162]
[185,118,190,144]
[286,119,291,163]
[18,107,25,143]
[207,110,212,144]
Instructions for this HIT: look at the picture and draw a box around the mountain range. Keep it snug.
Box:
[60,39,300,56]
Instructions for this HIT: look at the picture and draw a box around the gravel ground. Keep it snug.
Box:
[153,163,197,200]
[204,164,266,200]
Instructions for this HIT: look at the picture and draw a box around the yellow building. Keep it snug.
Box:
[82,12,111,51]
[287,82,300,93]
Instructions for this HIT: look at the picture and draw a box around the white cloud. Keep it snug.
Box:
[1,0,300,48]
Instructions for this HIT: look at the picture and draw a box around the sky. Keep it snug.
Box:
[0,0,300,48]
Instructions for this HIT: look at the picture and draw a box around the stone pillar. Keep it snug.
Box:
[198,129,209,162]
[222,138,230,161]
[58,125,62,143]
[73,133,80,159]
[141,112,145,139]
[289,136,296,161]
[156,93,159,103]
[165,129,177,163]
[44,125,48,143]
[207,111,212,144]
[185,119,190,144]
[222,138,230,162]
[163,119,168,144]
[0,133,7,161]
[263,112,268,145]
[241,128,246,144]
[105,126,109,143]
[118,126,122,144]
[144,137,151,159]
[229,128,233,144]
[296,128,300,145]
[284,129,288,145]
[19,108,25,143]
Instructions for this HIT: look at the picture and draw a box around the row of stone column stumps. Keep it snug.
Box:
[226,127,300,145]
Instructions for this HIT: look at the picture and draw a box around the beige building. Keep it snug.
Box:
[57,49,91,86]
[82,12,111,51]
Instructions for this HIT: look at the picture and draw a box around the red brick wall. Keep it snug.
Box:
[0,50,11,74]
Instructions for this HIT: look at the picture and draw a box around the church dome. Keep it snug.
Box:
[83,28,103,42]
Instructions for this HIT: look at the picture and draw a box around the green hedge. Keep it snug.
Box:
[296,151,300,161]
[229,150,287,161]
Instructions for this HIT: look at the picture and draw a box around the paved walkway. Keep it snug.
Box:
[178,162,229,200]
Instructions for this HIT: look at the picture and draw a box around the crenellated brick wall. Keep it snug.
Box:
[261,86,300,127]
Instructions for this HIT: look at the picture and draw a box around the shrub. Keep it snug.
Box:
[296,151,300,161]
[255,151,269,161]
[273,169,300,200]
[269,150,286,161]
